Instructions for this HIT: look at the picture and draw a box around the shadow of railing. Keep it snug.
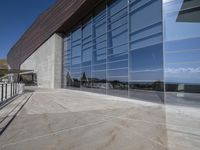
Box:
[0,92,33,136]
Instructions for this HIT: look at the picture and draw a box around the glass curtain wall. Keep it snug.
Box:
[129,0,164,102]
[92,1,107,94]
[63,0,164,103]
[163,0,200,106]
[81,16,92,91]
[107,0,129,97]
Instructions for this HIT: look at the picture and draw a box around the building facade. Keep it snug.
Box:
[7,0,200,105]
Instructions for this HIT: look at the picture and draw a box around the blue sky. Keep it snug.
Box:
[0,0,56,59]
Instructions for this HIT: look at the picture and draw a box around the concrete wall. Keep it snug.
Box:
[20,34,63,88]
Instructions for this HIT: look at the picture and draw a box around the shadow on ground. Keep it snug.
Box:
[0,87,199,150]
[0,92,32,136]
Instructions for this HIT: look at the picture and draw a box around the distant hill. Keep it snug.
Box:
[0,59,8,69]
[0,59,8,77]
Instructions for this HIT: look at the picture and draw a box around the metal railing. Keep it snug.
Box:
[0,83,24,105]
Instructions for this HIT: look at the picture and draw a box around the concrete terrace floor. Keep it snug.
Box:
[0,87,199,150]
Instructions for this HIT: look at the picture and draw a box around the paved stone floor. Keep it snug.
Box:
[0,87,199,150]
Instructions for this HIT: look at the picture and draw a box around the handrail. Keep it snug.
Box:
[0,83,25,105]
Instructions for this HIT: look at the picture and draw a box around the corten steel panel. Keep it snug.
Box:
[7,0,101,69]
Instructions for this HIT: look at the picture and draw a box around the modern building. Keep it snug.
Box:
[7,0,200,105]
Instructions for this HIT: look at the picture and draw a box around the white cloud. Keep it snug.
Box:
[165,67,200,74]
[162,0,174,3]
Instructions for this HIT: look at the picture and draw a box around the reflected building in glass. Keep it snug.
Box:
[62,0,200,105]
[163,0,200,105]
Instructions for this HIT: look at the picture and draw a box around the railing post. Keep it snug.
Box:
[17,83,18,94]
[13,83,14,96]
[14,83,16,96]
[1,84,3,102]
[14,83,16,95]
[13,83,15,96]
[15,83,16,95]
[16,83,17,95]
[5,84,7,100]
[11,83,12,97]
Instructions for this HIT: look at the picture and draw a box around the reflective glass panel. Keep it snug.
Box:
[129,0,163,103]
[164,0,200,106]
